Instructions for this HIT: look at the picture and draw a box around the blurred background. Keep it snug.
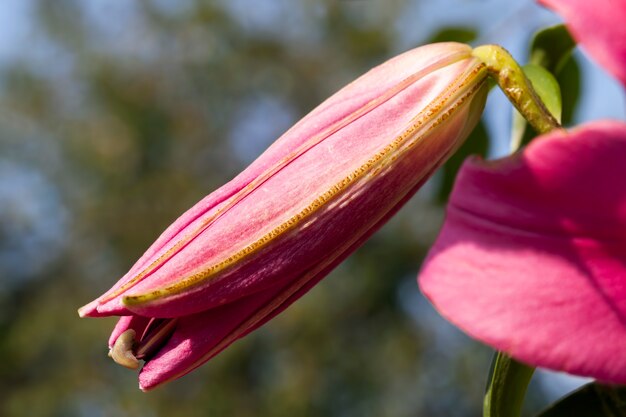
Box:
[1,0,623,416]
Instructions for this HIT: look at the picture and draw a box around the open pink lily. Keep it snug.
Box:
[79,42,489,390]
[539,0,626,87]
[419,121,626,383]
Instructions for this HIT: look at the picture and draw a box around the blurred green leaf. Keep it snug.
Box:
[530,24,580,126]
[511,24,579,148]
[536,383,626,417]
[510,110,530,153]
[524,64,562,123]
[511,56,581,149]
[557,54,581,125]
[437,120,488,202]
[483,352,535,417]
[530,24,576,74]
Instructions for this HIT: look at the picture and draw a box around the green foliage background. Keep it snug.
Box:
[0,1,556,416]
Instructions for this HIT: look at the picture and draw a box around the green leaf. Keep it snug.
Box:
[536,383,626,417]
[557,54,581,126]
[510,24,579,149]
[530,24,576,74]
[510,64,562,151]
[524,64,562,123]
[484,352,535,417]
[510,110,530,153]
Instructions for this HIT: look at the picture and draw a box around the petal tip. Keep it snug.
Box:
[138,381,155,392]
[138,371,161,392]
[77,299,99,318]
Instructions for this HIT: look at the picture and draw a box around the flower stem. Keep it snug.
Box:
[473,44,561,135]
[483,352,535,417]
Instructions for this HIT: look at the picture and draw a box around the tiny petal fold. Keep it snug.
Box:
[419,120,626,383]
[539,0,626,86]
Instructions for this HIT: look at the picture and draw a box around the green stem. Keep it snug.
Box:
[473,44,561,135]
[484,352,535,417]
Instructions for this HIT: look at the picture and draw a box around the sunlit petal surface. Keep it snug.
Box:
[420,121,626,383]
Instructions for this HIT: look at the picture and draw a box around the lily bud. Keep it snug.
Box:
[79,42,488,390]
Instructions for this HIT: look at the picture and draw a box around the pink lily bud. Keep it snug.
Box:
[79,42,488,390]
[419,121,626,383]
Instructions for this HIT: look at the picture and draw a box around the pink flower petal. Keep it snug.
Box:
[419,120,626,383]
[539,0,626,86]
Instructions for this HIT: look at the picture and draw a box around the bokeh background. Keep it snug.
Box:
[1,1,623,416]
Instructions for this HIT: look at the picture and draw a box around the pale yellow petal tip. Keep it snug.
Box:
[110,329,140,370]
